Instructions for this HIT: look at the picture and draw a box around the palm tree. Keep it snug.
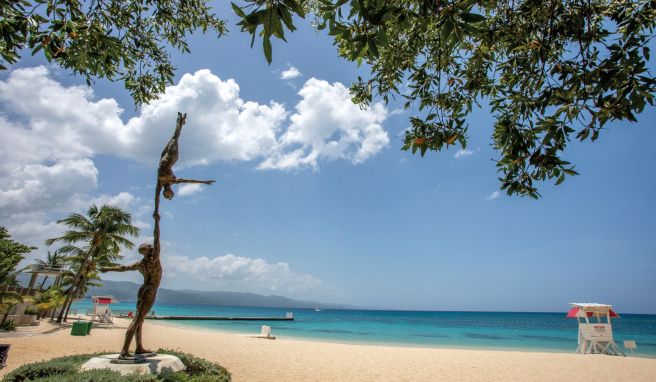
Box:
[0,265,28,326]
[46,205,139,323]
[56,245,110,320]
[0,290,23,326]
[33,287,65,320]
[34,250,67,289]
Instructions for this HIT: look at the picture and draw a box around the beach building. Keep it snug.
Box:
[0,263,67,326]
[567,303,625,356]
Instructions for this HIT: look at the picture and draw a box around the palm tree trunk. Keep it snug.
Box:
[57,292,74,323]
[57,259,88,323]
[63,298,74,322]
[39,276,49,290]
[1,312,8,327]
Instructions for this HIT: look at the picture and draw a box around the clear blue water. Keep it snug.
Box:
[72,300,656,357]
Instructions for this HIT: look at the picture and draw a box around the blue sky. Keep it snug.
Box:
[1,3,655,313]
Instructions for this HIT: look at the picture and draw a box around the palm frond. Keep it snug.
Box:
[0,291,23,306]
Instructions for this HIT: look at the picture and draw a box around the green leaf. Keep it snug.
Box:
[263,36,272,64]
[231,3,246,18]
[367,39,379,58]
[459,12,486,23]
[31,44,43,56]
[555,174,565,185]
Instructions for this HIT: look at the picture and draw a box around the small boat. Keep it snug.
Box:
[314,305,322,312]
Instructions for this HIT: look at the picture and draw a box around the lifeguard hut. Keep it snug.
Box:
[567,303,625,356]
[91,296,116,323]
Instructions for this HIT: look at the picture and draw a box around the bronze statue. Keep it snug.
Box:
[101,212,162,360]
[155,112,214,213]
[101,112,214,362]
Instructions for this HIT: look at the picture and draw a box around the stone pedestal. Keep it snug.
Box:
[81,354,186,375]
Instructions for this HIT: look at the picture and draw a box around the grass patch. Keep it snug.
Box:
[2,349,230,382]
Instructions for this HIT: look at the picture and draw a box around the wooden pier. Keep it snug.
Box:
[144,315,293,321]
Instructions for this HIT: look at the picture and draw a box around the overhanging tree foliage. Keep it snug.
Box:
[1,0,226,105]
[2,1,655,197]
[235,0,656,197]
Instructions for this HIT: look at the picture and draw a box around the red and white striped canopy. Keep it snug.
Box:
[566,306,619,318]
[92,296,115,304]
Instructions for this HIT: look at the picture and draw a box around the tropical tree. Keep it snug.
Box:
[62,269,103,320]
[33,286,65,320]
[56,244,115,320]
[0,226,36,285]
[1,0,226,105]
[234,0,656,197]
[0,227,35,326]
[33,250,67,289]
[46,205,139,323]
[0,290,23,327]
[2,1,655,197]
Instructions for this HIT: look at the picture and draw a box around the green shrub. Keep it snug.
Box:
[158,349,229,381]
[3,354,91,382]
[23,307,38,316]
[1,350,231,382]
[32,370,158,382]
[0,320,16,331]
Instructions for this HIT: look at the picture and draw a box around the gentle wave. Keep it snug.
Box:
[71,301,656,357]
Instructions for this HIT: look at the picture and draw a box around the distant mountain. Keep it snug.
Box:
[85,280,349,309]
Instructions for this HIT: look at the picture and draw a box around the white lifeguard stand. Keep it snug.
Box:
[91,296,116,323]
[567,303,625,356]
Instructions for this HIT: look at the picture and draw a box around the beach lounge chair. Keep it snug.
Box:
[103,309,114,324]
[257,325,275,340]
[1,344,10,369]
[624,340,637,354]
[95,306,108,322]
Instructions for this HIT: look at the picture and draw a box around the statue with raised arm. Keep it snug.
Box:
[101,212,162,360]
[155,112,215,213]
[100,112,214,363]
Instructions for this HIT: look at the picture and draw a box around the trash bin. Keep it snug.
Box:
[86,321,93,335]
[71,321,88,336]
[0,344,10,368]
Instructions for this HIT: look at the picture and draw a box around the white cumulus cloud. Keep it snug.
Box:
[486,191,500,200]
[176,183,204,197]
[260,78,389,170]
[0,66,389,264]
[280,66,301,80]
[1,67,388,170]
[454,149,474,159]
[163,253,322,295]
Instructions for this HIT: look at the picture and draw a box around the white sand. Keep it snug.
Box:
[2,318,655,381]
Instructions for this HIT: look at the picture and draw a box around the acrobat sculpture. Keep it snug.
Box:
[102,113,214,361]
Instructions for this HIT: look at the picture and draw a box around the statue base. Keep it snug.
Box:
[81,354,185,375]
[109,356,147,364]
[136,352,158,358]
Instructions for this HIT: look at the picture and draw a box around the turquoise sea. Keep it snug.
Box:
[71,301,656,357]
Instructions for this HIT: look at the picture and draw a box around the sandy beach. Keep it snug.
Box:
[1,318,655,381]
